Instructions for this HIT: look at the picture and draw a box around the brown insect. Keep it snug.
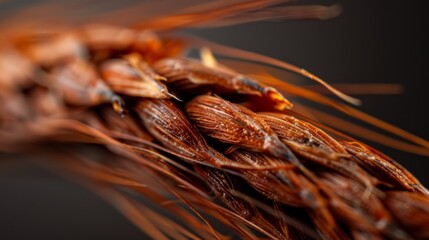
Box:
[1,1,428,240]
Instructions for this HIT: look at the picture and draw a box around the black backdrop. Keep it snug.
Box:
[1,1,428,239]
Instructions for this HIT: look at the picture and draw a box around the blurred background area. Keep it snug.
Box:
[1,0,428,239]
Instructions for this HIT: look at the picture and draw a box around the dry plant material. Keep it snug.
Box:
[341,141,429,195]
[100,54,173,99]
[153,57,292,109]
[185,95,296,162]
[1,1,429,240]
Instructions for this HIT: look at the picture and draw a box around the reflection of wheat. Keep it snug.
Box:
[1,1,429,239]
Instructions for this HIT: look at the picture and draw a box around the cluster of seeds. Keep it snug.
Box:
[1,12,429,240]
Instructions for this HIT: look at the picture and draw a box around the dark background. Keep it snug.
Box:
[1,1,428,239]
